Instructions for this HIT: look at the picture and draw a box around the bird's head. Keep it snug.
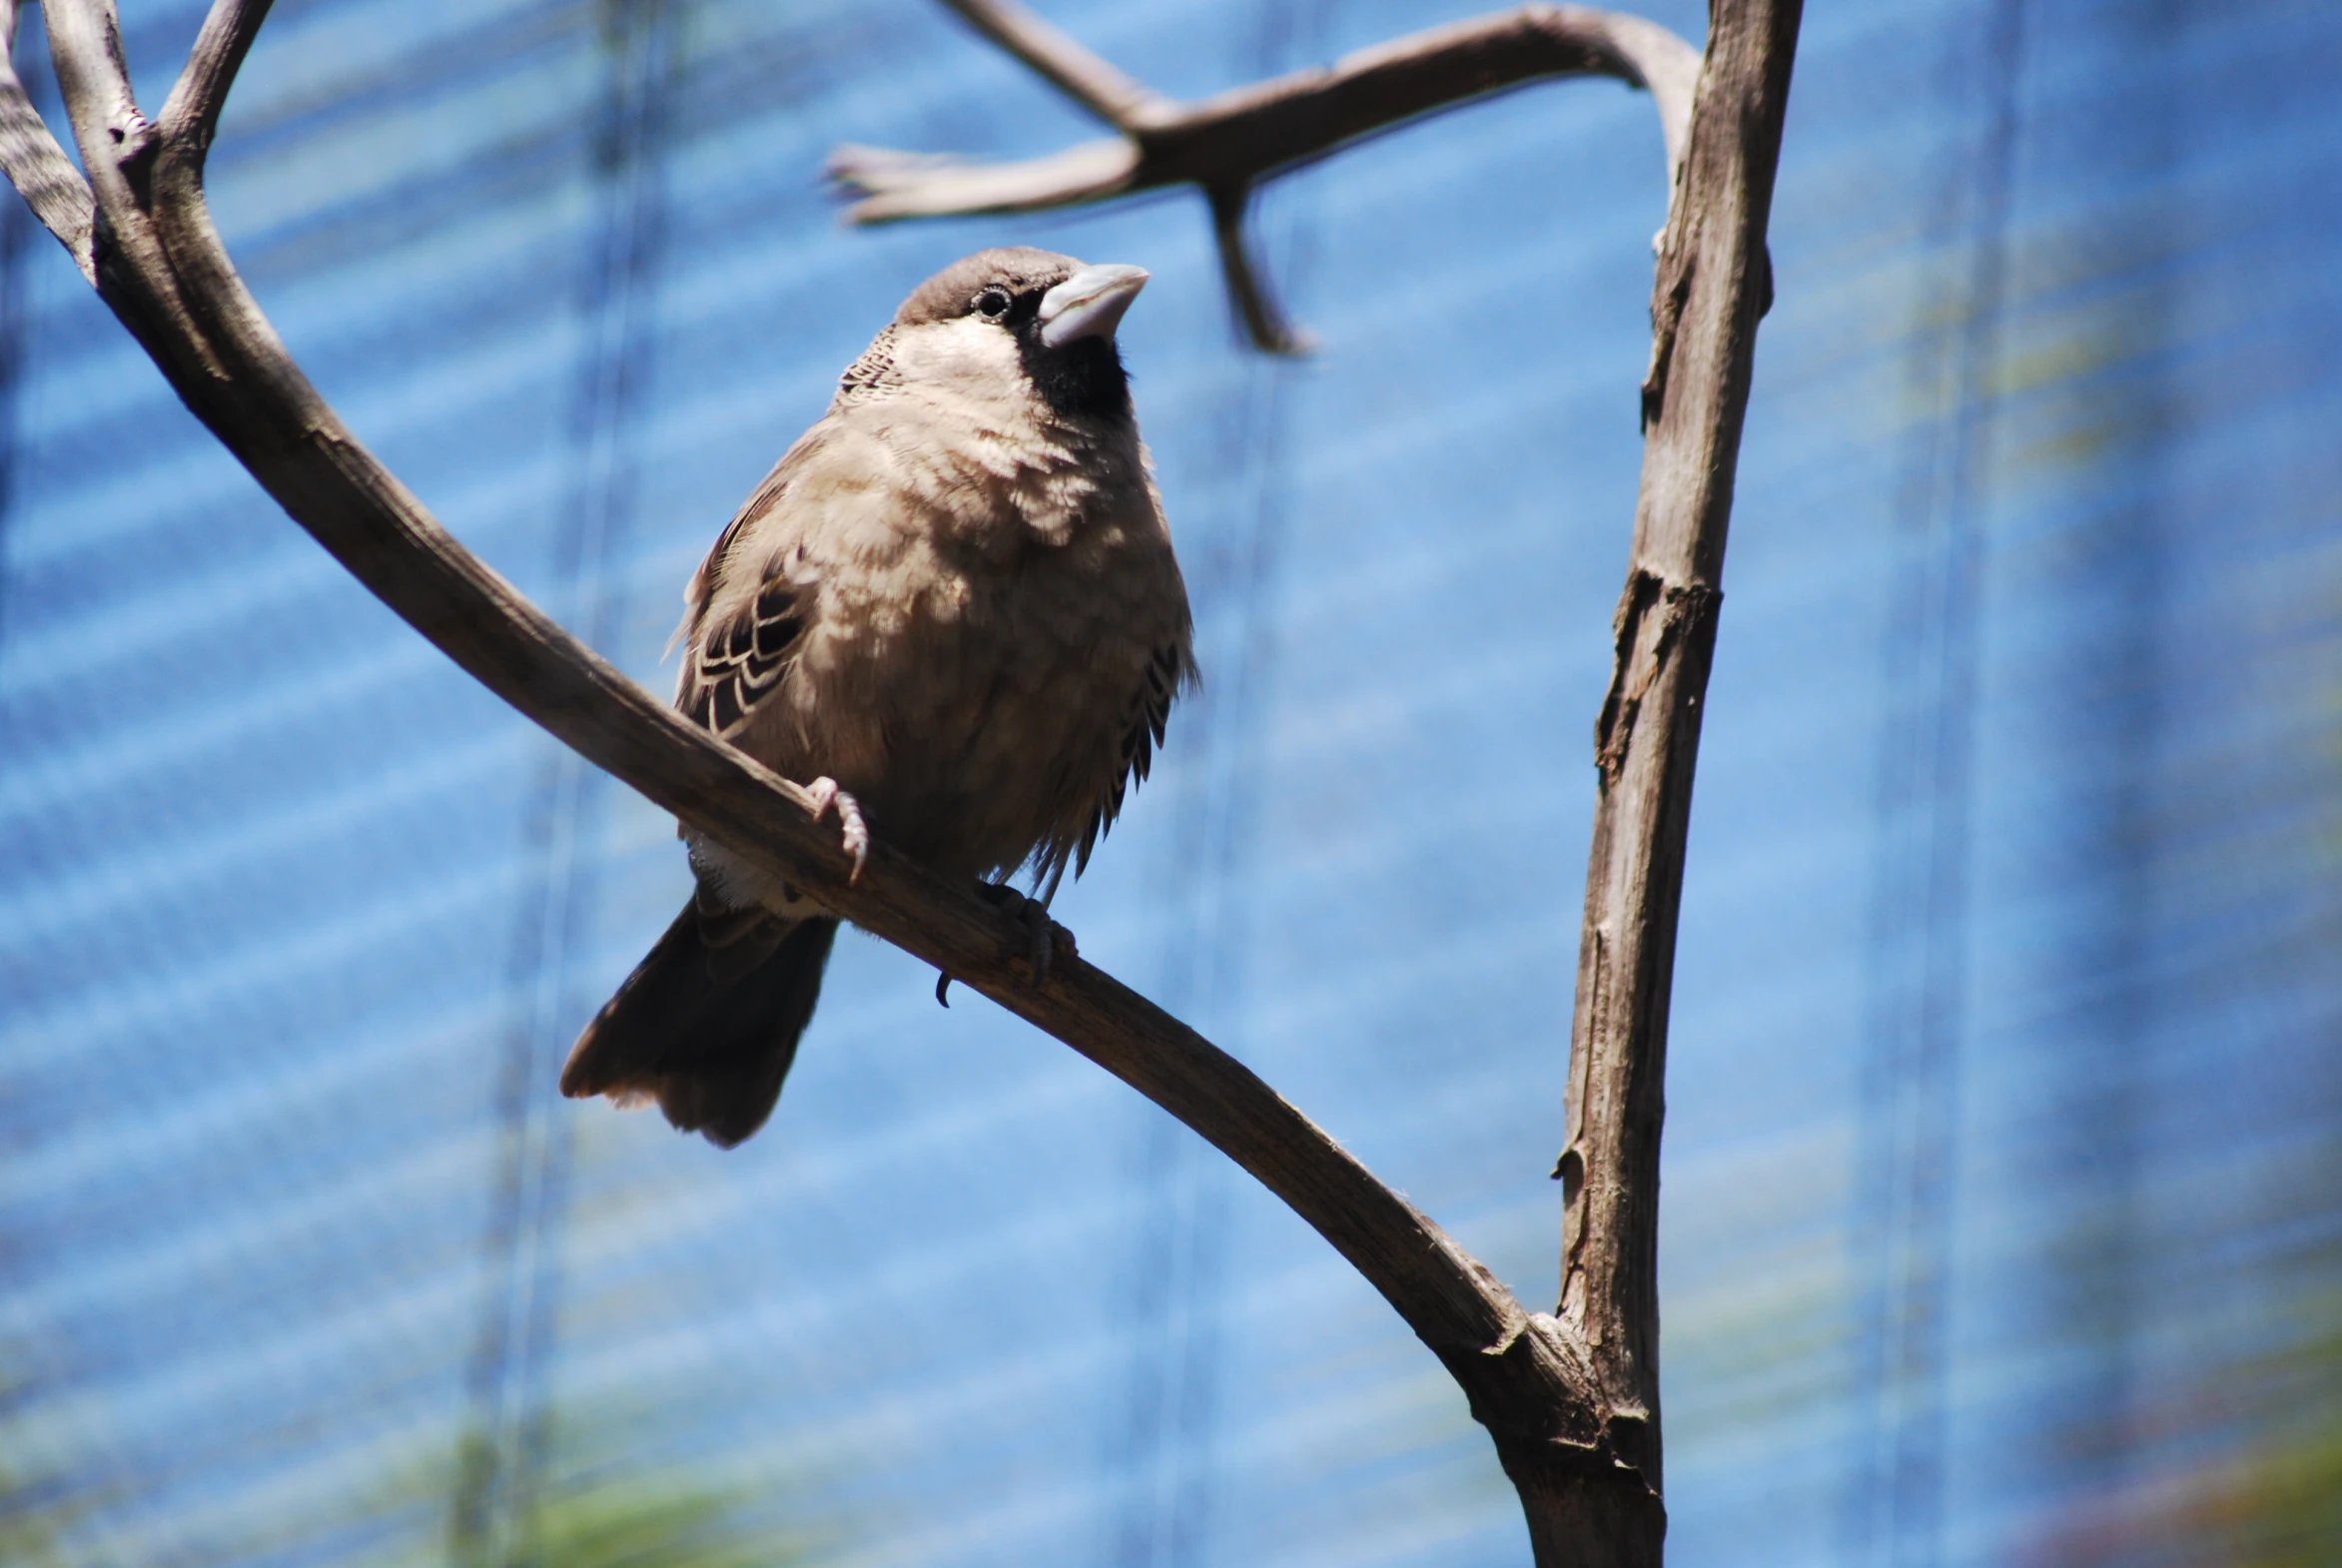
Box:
[876,247,1149,425]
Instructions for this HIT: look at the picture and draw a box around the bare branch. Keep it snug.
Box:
[40,0,143,175]
[40,0,242,390]
[160,0,275,166]
[0,3,95,280]
[837,7,1698,221]
[824,136,1136,223]
[1206,181,1310,356]
[833,4,1698,355]
[938,0,1170,129]
[1527,0,1807,1557]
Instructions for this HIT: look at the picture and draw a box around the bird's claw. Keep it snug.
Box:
[805,777,869,883]
[979,882,1074,988]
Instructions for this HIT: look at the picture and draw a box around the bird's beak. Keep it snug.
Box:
[1038,263,1150,349]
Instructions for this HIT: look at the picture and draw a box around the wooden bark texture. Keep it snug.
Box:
[1543,0,1806,1553]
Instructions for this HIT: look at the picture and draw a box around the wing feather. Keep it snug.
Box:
[684,574,809,738]
[677,431,831,738]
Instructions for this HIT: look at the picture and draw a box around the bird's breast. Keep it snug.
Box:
[754,481,1184,881]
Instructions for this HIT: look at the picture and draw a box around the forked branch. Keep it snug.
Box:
[829,0,1701,352]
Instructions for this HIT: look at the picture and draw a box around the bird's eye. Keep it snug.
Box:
[974,286,1012,321]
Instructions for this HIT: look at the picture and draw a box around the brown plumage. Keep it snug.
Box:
[560,248,1195,1148]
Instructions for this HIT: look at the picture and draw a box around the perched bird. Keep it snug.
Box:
[560,248,1195,1148]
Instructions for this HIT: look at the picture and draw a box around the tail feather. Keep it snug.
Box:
[561,895,839,1149]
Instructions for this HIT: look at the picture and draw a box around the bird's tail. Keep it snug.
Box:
[560,892,839,1149]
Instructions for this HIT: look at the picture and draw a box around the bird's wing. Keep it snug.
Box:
[681,572,809,738]
[675,431,831,738]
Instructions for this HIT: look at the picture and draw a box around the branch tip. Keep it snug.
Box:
[160,0,277,164]
[940,0,1169,128]
[825,136,1138,225]
[1207,183,1312,357]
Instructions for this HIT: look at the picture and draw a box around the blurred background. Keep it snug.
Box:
[0,0,2335,1564]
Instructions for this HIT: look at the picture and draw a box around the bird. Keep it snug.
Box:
[559,248,1195,1149]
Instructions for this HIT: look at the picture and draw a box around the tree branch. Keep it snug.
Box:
[0,3,93,282]
[1528,0,1805,1557]
[938,0,1171,129]
[41,0,139,173]
[1,0,1636,1504]
[1206,179,1310,356]
[159,0,275,167]
[828,4,1701,352]
[825,136,1138,223]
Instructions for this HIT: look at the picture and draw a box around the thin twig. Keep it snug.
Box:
[939,0,1169,129]
[835,6,1697,218]
[159,0,276,166]
[825,137,1137,223]
[830,4,1700,352]
[1206,181,1310,355]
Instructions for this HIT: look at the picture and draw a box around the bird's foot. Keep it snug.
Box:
[977,882,1076,988]
[804,777,869,883]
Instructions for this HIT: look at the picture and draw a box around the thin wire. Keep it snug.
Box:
[1844,3,2027,1565]
[2026,0,2186,1531]
[1104,6,1324,1560]
[450,4,680,1563]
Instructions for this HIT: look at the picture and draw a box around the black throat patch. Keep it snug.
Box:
[1017,331,1132,424]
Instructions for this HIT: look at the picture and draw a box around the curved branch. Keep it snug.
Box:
[0,4,94,281]
[832,5,1698,351]
[159,0,274,167]
[838,6,1697,218]
[1142,8,1698,190]
[938,0,1169,129]
[2,0,1625,1484]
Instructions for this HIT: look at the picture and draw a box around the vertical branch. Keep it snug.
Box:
[1534,0,1805,1562]
[1206,180,1310,356]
